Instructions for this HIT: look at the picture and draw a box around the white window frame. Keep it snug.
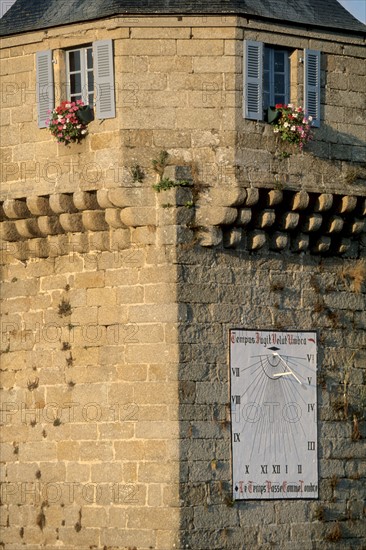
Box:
[65,45,94,106]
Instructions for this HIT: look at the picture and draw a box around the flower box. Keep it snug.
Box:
[46,100,90,145]
[266,106,281,124]
[271,104,313,151]
[76,105,94,124]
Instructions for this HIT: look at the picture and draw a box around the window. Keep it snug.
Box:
[263,47,290,110]
[36,40,116,128]
[243,40,321,127]
[66,46,94,106]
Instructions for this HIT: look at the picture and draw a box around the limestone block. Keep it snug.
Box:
[337,239,351,254]
[97,189,115,208]
[120,207,157,227]
[26,196,52,216]
[197,226,223,247]
[264,189,283,207]
[3,199,30,219]
[280,212,300,230]
[132,226,157,245]
[157,205,194,227]
[338,195,357,214]
[358,198,366,216]
[89,231,110,252]
[59,213,84,232]
[224,228,242,248]
[37,216,63,236]
[236,208,252,226]
[314,194,333,212]
[73,191,99,211]
[49,193,78,214]
[27,238,50,258]
[245,188,259,206]
[69,232,89,254]
[301,214,323,232]
[195,206,237,226]
[105,208,126,228]
[110,228,131,251]
[313,236,331,253]
[325,216,344,233]
[270,232,289,250]
[0,221,21,241]
[247,230,267,250]
[210,187,247,207]
[291,191,309,211]
[109,188,156,208]
[156,187,193,207]
[255,209,276,228]
[15,218,42,238]
[291,233,309,252]
[82,210,109,231]
[348,219,365,235]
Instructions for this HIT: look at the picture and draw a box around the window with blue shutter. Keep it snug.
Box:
[93,39,116,119]
[243,41,321,127]
[36,50,54,128]
[243,40,263,120]
[304,49,321,128]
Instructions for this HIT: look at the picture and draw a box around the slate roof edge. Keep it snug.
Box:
[1,6,366,38]
[1,12,366,39]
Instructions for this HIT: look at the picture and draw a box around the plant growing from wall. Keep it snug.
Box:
[58,298,72,317]
[339,260,366,293]
[129,163,145,183]
[152,150,193,193]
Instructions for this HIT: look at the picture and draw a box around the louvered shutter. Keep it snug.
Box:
[93,40,115,119]
[36,50,54,128]
[243,40,263,120]
[304,49,321,128]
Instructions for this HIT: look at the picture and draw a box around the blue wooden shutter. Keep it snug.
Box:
[93,39,115,119]
[304,49,321,128]
[243,40,263,120]
[36,50,54,128]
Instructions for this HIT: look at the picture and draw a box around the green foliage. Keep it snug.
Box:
[152,178,192,193]
[130,163,145,183]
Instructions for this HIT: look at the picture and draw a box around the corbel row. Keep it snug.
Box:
[0,189,156,242]
[196,189,365,255]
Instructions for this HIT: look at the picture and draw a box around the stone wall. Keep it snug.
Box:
[0,13,365,550]
[176,247,365,549]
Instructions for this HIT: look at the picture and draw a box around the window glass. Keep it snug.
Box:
[87,47,93,69]
[67,45,93,106]
[69,50,80,72]
[263,47,290,109]
[70,73,82,94]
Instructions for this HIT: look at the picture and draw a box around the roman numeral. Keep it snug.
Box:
[245,465,249,474]
[231,395,241,405]
[231,368,240,377]
[261,465,268,474]
[308,403,315,412]
[233,433,240,442]
[307,354,315,362]
[307,377,312,385]
[298,465,302,474]
[272,465,280,474]
[308,441,316,451]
